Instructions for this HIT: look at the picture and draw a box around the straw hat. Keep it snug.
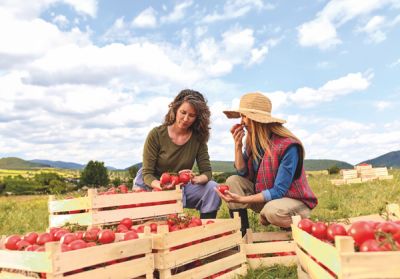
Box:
[223,92,286,124]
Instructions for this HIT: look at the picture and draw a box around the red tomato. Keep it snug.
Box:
[160,172,171,185]
[4,235,21,250]
[376,221,400,235]
[191,217,202,226]
[136,225,145,233]
[149,223,158,233]
[311,222,328,240]
[53,229,69,241]
[170,175,180,185]
[326,223,347,241]
[117,184,128,193]
[36,233,53,245]
[117,224,129,233]
[217,184,229,194]
[74,231,85,240]
[68,239,88,250]
[120,218,133,229]
[25,244,40,251]
[23,232,38,245]
[297,218,314,234]
[83,230,98,242]
[347,221,375,247]
[124,231,139,241]
[60,233,77,245]
[178,172,191,184]
[98,229,115,244]
[16,240,31,251]
[206,220,215,224]
[359,239,389,252]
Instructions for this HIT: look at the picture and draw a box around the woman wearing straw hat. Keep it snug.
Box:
[216,92,317,235]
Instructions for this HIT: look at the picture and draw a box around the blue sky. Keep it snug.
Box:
[1,0,399,169]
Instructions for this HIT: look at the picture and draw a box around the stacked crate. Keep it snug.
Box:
[48,188,183,227]
[243,229,296,269]
[0,236,154,279]
[331,164,393,185]
[150,215,247,279]
[292,204,400,279]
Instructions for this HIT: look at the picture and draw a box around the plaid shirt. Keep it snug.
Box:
[247,134,318,209]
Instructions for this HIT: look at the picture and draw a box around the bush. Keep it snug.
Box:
[328,165,340,175]
[80,160,109,187]
[3,176,47,195]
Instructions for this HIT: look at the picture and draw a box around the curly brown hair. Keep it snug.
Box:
[163,89,211,143]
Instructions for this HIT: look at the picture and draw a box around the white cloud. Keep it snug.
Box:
[202,0,273,23]
[52,14,69,28]
[289,72,372,107]
[102,17,132,42]
[160,1,193,24]
[132,7,157,28]
[298,17,341,49]
[297,0,400,49]
[357,15,387,43]
[374,101,392,111]
[0,0,97,19]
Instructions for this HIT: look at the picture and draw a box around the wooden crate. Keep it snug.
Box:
[330,179,346,186]
[378,175,394,180]
[345,178,362,184]
[150,216,247,279]
[292,204,400,279]
[48,188,183,227]
[355,164,372,173]
[340,170,357,179]
[243,229,296,269]
[0,237,154,279]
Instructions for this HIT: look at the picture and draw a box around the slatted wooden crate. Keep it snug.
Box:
[355,164,372,173]
[340,170,357,179]
[48,188,183,227]
[0,236,154,279]
[243,229,296,269]
[150,216,247,279]
[292,204,400,279]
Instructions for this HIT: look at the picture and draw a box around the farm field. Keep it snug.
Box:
[1,169,399,278]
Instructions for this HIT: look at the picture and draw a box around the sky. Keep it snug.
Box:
[0,0,399,169]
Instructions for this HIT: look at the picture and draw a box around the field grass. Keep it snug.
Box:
[0,168,80,179]
[1,169,399,278]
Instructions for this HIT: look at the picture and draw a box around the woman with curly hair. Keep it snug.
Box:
[134,89,221,218]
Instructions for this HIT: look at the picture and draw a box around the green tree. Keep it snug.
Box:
[328,165,340,175]
[49,179,67,194]
[80,160,109,187]
[34,172,63,186]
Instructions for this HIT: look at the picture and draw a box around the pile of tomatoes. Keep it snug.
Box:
[297,218,400,252]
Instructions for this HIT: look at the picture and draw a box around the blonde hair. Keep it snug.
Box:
[245,120,305,161]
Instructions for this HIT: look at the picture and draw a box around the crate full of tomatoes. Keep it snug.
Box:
[243,229,296,269]
[0,225,154,279]
[48,184,183,227]
[135,213,247,279]
[292,203,400,279]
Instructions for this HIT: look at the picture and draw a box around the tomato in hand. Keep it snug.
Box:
[217,184,229,194]
[170,175,180,185]
[178,172,191,184]
[160,172,171,185]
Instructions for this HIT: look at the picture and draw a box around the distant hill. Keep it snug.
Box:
[359,150,400,168]
[304,159,353,171]
[30,159,84,170]
[0,157,50,169]
[30,159,118,170]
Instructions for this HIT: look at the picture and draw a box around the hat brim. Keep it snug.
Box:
[223,109,286,124]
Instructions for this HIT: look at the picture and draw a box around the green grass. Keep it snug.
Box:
[1,169,399,278]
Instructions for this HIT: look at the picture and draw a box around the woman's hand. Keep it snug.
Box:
[230,123,244,150]
[150,180,163,191]
[191,174,208,185]
[214,188,244,203]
